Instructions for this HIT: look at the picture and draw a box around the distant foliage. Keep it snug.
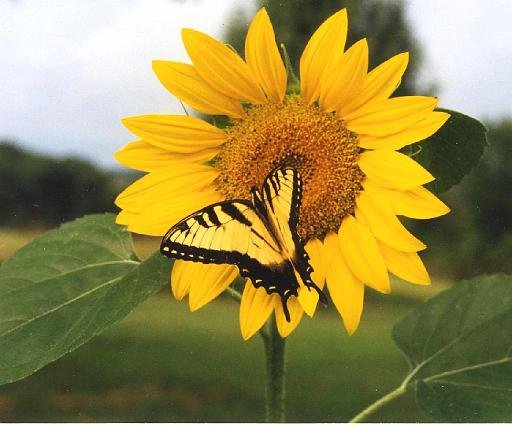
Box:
[0,142,135,227]
[224,0,424,96]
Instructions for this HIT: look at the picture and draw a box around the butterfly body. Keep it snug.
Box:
[161,167,326,321]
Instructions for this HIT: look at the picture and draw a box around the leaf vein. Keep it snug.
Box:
[0,261,139,340]
[426,379,512,393]
[423,357,512,383]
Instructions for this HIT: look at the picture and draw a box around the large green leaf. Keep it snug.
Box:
[414,109,487,193]
[393,274,512,422]
[0,214,169,386]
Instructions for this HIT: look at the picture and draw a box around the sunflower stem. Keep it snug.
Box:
[262,315,286,422]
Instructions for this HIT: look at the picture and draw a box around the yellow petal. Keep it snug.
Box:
[339,52,409,116]
[370,183,450,219]
[122,115,226,154]
[188,264,239,311]
[297,238,326,317]
[115,140,219,172]
[356,188,426,252]
[306,238,327,288]
[338,215,390,293]
[297,287,317,318]
[245,8,286,102]
[300,9,348,104]
[324,232,364,335]
[115,163,222,236]
[345,96,438,136]
[115,164,218,210]
[152,60,244,118]
[322,232,339,269]
[275,297,304,338]
[378,241,431,285]
[358,150,434,190]
[127,188,223,236]
[116,210,137,226]
[358,112,450,150]
[319,38,368,112]
[182,28,266,104]
[239,280,276,340]
[170,259,196,300]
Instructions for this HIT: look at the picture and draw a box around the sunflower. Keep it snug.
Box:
[115,8,450,340]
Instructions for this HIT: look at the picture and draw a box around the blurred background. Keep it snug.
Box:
[0,0,511,421]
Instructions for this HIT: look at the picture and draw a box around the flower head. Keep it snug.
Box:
[115,8,450,339]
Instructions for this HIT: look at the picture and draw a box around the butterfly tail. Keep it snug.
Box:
[281,297,291,322]
[304,280,328,307]
[315,285,328,306]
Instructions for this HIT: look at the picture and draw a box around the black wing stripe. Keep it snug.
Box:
[250,228,281,253]
[263,182,274,213]
[221,203,252,226]
[251,187,268,220]
[205,206,222,226]
[164,242,299,300]
[269,174,280,194]
[196,213,209,228]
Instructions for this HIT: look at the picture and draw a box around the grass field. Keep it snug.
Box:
[0,227,443,422]
[0,294,432,422]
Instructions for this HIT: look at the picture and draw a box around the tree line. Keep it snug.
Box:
[0,142,134,228]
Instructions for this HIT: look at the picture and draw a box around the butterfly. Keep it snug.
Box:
[160,166,326,321]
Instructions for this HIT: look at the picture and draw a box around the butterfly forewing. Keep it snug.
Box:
[161,201,285,270]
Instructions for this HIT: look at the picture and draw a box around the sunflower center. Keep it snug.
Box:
[214,96,364,241]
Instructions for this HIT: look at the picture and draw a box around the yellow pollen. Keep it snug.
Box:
[214,96,364,241]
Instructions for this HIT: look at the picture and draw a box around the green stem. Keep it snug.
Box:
[349,366,419,423]
[261,315,286,422]
[225,286,242,302]
[349,383,407,423]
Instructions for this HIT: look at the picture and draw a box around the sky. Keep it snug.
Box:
[0,0,511,168]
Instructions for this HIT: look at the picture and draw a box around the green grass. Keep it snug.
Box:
[0,291,433,422]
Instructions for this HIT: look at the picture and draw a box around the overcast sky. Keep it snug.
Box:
[1,0,511,168]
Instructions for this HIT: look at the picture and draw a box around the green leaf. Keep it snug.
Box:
[414,109,488,193]
[393,274,512,422]
[0,214,169,386]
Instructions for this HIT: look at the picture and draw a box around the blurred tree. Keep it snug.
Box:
[224,0,423,95]
[464,119,512,243]
[0,142,135,228]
